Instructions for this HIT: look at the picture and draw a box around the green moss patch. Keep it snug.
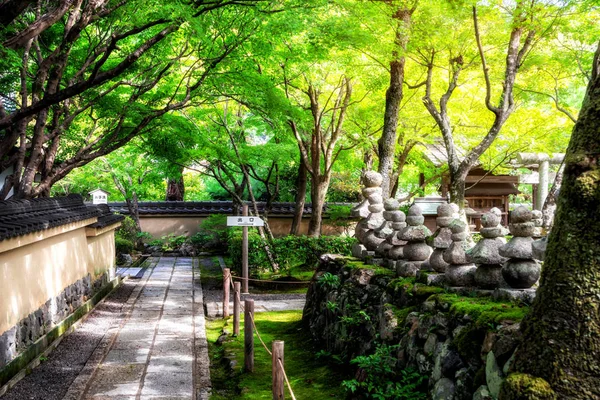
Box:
[500,373,557,400]
[430,293,529,327]
[344,258,395,277]
[207,311,346,399]
[413,284,445,297]
[390,277,416,292]
[389,304,415,326]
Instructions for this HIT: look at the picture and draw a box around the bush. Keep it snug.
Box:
[190,214,229,252]
[115,216,137,243]
[160,233,187,252]
[226,233,357,274]
[342,343,427,399]
[115,237,134,255]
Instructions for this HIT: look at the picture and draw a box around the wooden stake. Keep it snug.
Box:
[233,281,241,335]
[244,299,254,372]
[223,268,230,319]
[242,204,249,294]
[272,340,284,400]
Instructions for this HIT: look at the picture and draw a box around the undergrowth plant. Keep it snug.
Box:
[342,343,428,399]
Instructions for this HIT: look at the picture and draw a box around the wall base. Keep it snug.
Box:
[0,274,122,393]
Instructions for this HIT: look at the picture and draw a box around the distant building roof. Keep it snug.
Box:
[89,188,110,195]
[422,140,469,167]
[108,201,355,217]
[0,194,123,241]
[465,182,520,196]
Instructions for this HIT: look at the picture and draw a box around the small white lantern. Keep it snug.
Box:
[89,188,109,204]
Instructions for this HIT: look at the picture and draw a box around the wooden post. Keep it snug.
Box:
[233,282,241,336]
[272,340,284,400]
[223,268,230,319]
[242,204,249,294]
[244,299,254,372]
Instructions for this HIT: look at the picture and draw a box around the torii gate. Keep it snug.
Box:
[516,153,564,210]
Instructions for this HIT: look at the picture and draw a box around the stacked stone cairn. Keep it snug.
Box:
[396,205,432,277]
[374,199,400,262]
[466,211,508,289]
[385,207,407,267]
[443,219,476,286]
[351,171,385,259]
[499,206,541,289]
[427,203,455,273]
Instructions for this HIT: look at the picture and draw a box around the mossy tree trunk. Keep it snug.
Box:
[500,43,600,400]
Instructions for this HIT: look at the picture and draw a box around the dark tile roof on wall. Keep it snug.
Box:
[87,204,125,229]
[108,201,355,216]
[0,194,105,241]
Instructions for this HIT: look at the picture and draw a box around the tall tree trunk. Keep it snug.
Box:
[449,169,468,208]
[378,58,404,199]
[541,164,564,230]
[290,161,307,235]
[125,193,142,233]
[500,42,600,400]
[166,168,185,201]
[378,7,414,198]
[307,178,328,237]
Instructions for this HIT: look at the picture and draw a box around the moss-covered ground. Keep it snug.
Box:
[206,310,346,399]
[431,293,529,326]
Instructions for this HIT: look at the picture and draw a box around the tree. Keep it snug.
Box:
[377,0,417,199]
[289,76,354,237]
[499,41,600,400]
[416,2,541,208]
[0,0,280,199]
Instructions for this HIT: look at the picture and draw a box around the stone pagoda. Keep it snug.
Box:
[374,199,400,261]
[396,205,432,277]
[499,206,541,289]
[352,171,385,259]
[467,211,508,289]
[386,209,407,268]
[443,219,476,287]
[427,203,454,273]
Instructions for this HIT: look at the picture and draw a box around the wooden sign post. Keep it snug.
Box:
[226,206,264,295]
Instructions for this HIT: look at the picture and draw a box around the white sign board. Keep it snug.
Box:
[227,216,265,227]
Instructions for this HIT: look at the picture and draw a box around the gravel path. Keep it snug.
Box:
[0,278,138,400]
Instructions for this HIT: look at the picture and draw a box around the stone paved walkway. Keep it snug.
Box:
[65,257,210,400]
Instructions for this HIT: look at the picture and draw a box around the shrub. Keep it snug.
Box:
[226,233,357,274]
[160,233,187,252]
[115,216,137,243]
[115,237,134,255]
[342,343,428,399]
[326,205,354,233]
[191,214,229,252]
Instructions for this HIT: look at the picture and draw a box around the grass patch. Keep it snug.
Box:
[207,310,346,399]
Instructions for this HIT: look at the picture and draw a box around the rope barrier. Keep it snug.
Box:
[278,358,298,400]
[248,311,272,356]
[231,276,311,285]
[225,269,298,399]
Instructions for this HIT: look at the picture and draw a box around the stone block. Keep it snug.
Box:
[432,377,456,400]
[485,351,504,399]
[396,260,422,277]
[352,243,366,258]
[0,326,17,368]
[493,288,536,304]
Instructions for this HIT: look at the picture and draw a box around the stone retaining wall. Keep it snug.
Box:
[303,255,529,400]
[0,272,109,367]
